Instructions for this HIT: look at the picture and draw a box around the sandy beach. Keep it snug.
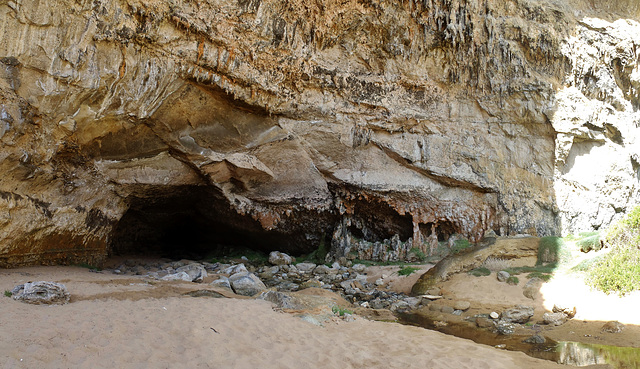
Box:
[0,265,571,369]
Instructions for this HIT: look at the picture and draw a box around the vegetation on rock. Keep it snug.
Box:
[587,206,640,295]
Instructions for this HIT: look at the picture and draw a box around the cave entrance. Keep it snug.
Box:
[110,185,321,261]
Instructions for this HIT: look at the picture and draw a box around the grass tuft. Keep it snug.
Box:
[332,305,354,316]
[506,276,520,285]
[469,267,491,277]
[398,266,420,276]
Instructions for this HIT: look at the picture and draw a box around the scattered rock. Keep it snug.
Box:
[269,251,293,265]
[522,277,542,300]
[300,279,322,289]
[441,306,455,314]
[497,271,510,282]
[228,272,267,296]
[453,300,471,311]
[176,264,207,283]
[296,263,317,273]
[352,264,366,273]
[221,263,248,275]
[374,278,384,286]
[496,321,515,335]
[523,335,546,344]
[161,271,193,282]
[258,290,298,309]
[602,321,625,333]
[543,312,568,326]
[501,305,534,324]
[489,311,499,319]
[552,304,576,319]
[210,276,232,291]
[313,265,331,275]
[11,281,70,305]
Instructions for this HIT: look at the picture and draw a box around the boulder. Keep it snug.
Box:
[176,264,207,283]
[221,264,248,275]
[552,304,577,318]
[228,272,267,296]
[352,264,366,273]
[295,263,317,273]
[522,278,542,300]
[269,251,293,266]
[501,305,534,324]
[602,321,625,333]
[11,281,70,305]
[543,312,568,326]
[489,311,500,319]
[210,276,233,291]
[497,271,510,282]
[161,271,193,282]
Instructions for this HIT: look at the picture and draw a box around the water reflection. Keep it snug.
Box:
[398,311,640,368]
[556,341,640,369]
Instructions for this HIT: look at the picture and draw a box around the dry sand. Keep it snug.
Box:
[0,265,567,369]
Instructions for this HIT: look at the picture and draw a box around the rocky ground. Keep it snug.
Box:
[0,263,571,369]
[4,239,640,368]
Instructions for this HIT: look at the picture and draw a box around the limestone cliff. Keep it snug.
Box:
[0,0,638,266]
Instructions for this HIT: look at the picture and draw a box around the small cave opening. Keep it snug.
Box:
[109,185,331,261]
[419,221,457,242]
[343,198,414,243]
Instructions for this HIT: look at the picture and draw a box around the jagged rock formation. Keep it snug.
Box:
[0,0,638,266]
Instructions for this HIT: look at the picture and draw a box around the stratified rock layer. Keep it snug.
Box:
[0,0,638,266]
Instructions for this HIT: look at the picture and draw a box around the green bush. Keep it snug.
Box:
[332,305,354,316]
[398,266,420,276]
[469,267,491,277]
[573,231,602,253]
[451,239,472,254]
[4,290,11,297]
[587,206,640,295]
[409,247,427,262]
[537,236,569,265]
[506,276,520,285]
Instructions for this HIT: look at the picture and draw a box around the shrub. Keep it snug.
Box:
[537,236,569,265]
[398,266,420,276]
[451,239,472,254]
[332,305,354,316]
[409,247,427,262]
[469,267,491,277]
[587,206,640,295]
[506,276,520,285]
[4,290,11,297]
[576,232,602,253]
[483,257,511,272]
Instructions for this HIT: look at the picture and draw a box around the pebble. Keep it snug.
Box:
[453,300,471,311]
[489,312,499,319]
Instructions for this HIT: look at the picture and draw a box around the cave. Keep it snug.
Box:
[109,185,333,260]
[419,221,457,242]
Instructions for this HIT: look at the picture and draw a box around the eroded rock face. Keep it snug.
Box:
[0,0,638,266]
